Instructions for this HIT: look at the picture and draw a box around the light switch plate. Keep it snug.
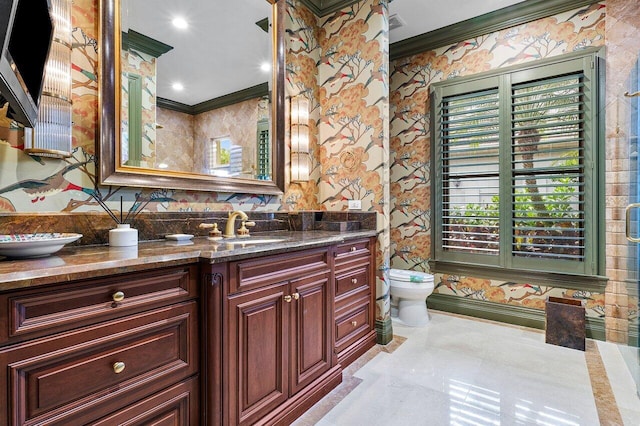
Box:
[348,200,362,210]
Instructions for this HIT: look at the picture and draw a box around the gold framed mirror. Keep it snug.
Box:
[99,0,284,194]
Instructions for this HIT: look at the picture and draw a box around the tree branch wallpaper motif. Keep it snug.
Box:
[389,2,611,319]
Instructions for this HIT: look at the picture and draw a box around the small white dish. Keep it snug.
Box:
[0,233,83,258]
[165,233,194,241]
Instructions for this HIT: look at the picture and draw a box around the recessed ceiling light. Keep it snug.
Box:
[260,62,271,72]
[172,82,184,91]
[172,17,188,29]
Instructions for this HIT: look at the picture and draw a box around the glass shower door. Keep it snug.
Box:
[623,56,640,396]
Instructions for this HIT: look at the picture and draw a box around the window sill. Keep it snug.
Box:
[428,260,608,293]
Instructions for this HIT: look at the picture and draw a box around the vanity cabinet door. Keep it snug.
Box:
[227,281,290,426]
[289,269,332,395]
[223,247,339,426]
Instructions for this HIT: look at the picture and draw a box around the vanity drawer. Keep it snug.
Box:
[335,266,370,298]
[334,296,372,354]
[0,301,199,426]
[92,377,199,426]
[0,264,198,345]
[229,247,329,294]
[334,238,371,266]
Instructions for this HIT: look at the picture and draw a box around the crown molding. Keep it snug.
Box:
[297,0,361,17]
[157,82,270,115]
[122,30,173,58]
[390,0,601,61]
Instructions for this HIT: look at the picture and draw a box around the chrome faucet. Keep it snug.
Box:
[224,210,249,238]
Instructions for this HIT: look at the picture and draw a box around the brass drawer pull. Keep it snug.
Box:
[113,361,126,374]
[284,295,292,303]
[350,247,357,252]
[351,278,358,284]
[351,320,358,327]
[292,292,300,300]
[112,291,125,303]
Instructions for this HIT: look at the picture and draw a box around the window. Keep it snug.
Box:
[431,49,602,277]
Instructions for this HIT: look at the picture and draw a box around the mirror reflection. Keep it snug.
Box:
[119,0,274,181]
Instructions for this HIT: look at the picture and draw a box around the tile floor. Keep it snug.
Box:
[294,311,640,426]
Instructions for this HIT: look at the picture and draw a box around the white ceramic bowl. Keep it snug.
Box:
[0,233,83,258]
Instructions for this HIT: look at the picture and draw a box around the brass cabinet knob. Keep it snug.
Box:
[351,320,358,327]
[351,278,358,284]
[350,247,357,252]
[292,292,300,300]
[113,361,126,374]
[284,295,292,303]
[112,291,125,303]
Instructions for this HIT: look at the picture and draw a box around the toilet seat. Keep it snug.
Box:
[389,269,433,286]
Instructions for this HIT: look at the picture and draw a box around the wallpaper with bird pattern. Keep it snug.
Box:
[283,0,392,325]
[0,0,633,325]
[0,0,283,216]
[389,2,613,320]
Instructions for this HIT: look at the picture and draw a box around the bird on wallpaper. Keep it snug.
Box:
[316,49,337,67]
[324,133,353,147]
[324,165,339,182]
[285,27,311,50]
[435,277,458,295]
[321,72,354,88]
[390,106,411,124]
[567,3,605,21]
[223,193,269,206]
[499,51,541,67]
[489,33,518,53]
[71,63,96,82]
[498,282,542,293]
[0,162,93,203]
[325,9,354,25]
[364,67,387,90]
[443,40,477,56]
[390,152,413,170]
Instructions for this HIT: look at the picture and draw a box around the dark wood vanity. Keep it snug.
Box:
[0,231,376,425]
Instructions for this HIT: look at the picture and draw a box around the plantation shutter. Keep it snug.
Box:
[511,73,586,263]
[440,88,501,257]
[431,49,600,277]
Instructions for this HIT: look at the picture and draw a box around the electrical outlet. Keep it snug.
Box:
[348,200,362,210]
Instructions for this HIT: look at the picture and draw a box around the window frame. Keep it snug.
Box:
[429,48,606,290]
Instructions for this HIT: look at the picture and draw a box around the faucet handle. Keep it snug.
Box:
[199,223,215,229]
[237,221,255,237]
[208,223,222,239]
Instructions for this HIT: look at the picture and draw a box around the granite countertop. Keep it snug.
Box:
[0,230,377,292]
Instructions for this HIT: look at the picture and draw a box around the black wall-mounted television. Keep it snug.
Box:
[0,0,54,128]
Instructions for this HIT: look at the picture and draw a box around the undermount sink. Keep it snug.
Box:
[217,237,289,245]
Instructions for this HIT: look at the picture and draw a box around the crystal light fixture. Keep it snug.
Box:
[24,0,72,158]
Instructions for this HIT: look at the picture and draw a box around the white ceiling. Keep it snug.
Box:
[388,0,526,43]
[124,0,526,106]
[124,0,273,106]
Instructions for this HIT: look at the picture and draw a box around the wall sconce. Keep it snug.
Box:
[290,96,310,182]
[24,0,73,158]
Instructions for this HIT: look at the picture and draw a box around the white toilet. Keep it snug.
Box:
[389,269,434,327]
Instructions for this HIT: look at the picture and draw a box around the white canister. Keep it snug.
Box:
[109,223,138,247]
